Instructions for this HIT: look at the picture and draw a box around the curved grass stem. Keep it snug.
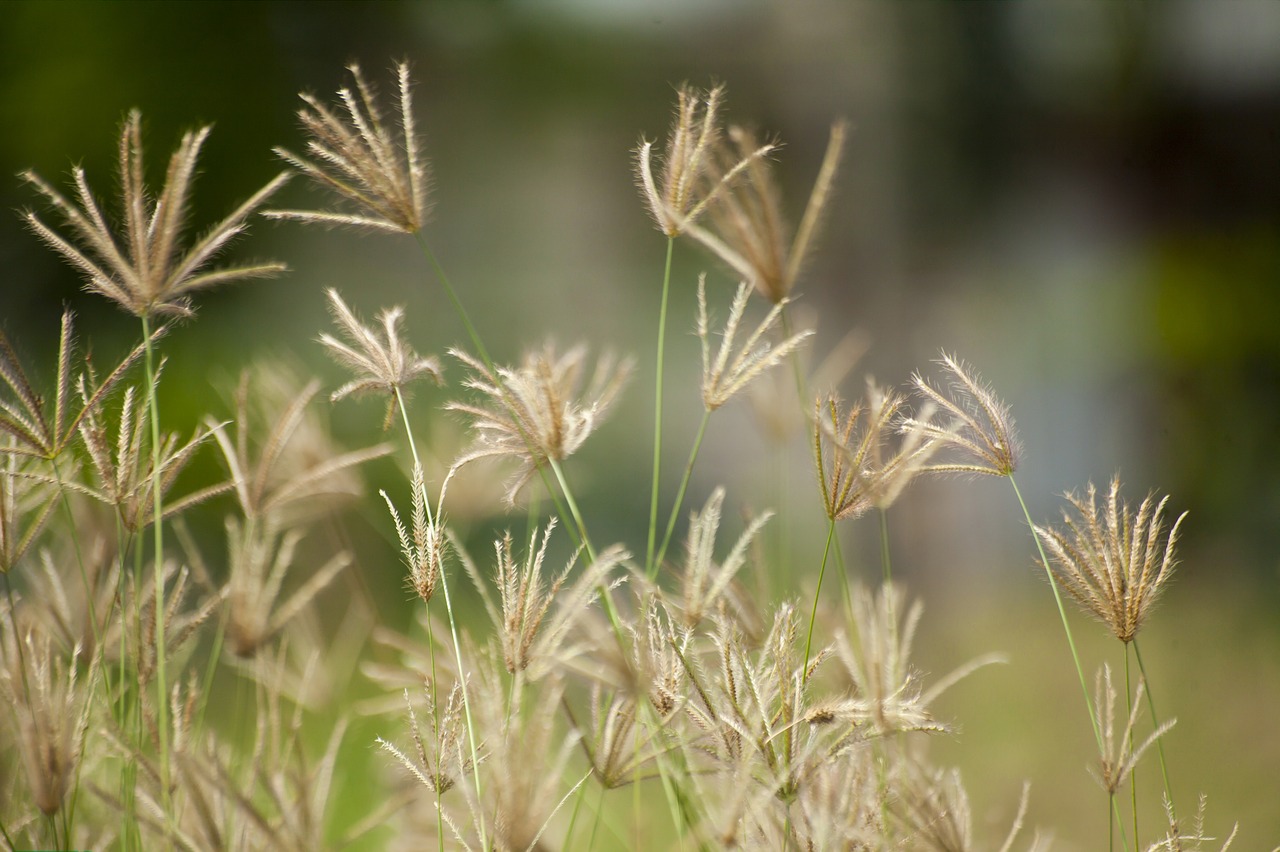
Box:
[1133,637,1177,826]
[139,314,171,811]
[646,237,675,573]
[651,410,710,580]
[1010,475,1102,753]
[803,519,838,682]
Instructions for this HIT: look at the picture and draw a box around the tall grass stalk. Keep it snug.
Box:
[646,237,676,574]
[139,313,171,808]
[394,387,486,849]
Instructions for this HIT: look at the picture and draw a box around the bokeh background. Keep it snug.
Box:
[2,1,1277,847]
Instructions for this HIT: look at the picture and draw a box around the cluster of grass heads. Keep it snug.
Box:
[0,61,1241,850]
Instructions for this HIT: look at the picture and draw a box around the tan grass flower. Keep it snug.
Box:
[834,584,1000,737]
[382,463,444,604]
[687,122,846,303]
[75,380,230,533]
[563,686,669,789]
[124,560,223,689]
[1092,665,1175,796]
[449,343,631,503]
[678,603,828,800]
[267,62,429,234]
[674,487,771,628]
[0,311,148,460]
[1035,476,1187,643]
[448,656,584,852]
[0,444,57,573]
[814,382,935,522]
[224,517,350,658]
[635,84,773,238]
[21,110,288,318]
[378,681,471,796]
[208,366,392,522]
[0,630,98,815]
[698,276,812,411]
[902,351,1021,477]
[892,767,1035,852]
[320,288,442,429]
[463,520,626,679]
[1147,795,1238,852]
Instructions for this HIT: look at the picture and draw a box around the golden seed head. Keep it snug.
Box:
[22,110,288,319]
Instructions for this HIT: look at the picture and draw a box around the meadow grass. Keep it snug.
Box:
[0,62,1246,851]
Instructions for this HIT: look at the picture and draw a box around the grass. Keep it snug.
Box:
[0,62,1257,851]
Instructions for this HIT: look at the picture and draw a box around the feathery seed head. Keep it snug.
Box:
[686,122,845,303]
[382,463,444,604]
[76,372,231,534]
[448,343,632,503]
[22,110,288,318]
[699,276,812,411]
[268,62,429,234]
[636,84,773,238]
[676,487,772,628]
[0,631,98,815]
[1093,665,1175,795]
[378,681,470,796]
[320,288,442,430]
[225,517,350,658]
[814,382,933,522]
[0,312,149,461]
[208,366,392,523]
[465,520,628,679]
[1035,476,1186,643]
[902,351,1021,477]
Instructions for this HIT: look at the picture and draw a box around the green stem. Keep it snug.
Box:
[394,389,486,850]
[803,519,838,682]
[1126,648,1138,845]
[877,508,899,657]
[651,410,710,579]
[414,234,493,368]
[1133,637,1176,826]
[1009,475,1103,753]
[424,606,445,852]
[646,237,675,573]
[139,313,171,809]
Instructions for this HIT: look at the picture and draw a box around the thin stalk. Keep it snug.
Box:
[1126,648,1138,845]
[1133,637,1176,825]
[1009,475,1103,753]
[646,237,675,573]
[394,389,486,849]
[139,313,170,808]
[651,410,710,579]
[411,234,589,562]
[877,508,899,656]
[424,608,445,852]
[802,519,838,682]
[587,780,607,851]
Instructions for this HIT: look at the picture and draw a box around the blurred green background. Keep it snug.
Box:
[2,1,1278,847]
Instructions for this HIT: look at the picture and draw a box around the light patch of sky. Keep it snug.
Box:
[509,0,760,31]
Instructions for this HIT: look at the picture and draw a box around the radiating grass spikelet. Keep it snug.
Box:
[320,288,443,429]
[698,276,812,411]
[0,312,150,460]
[0,630,99,816]
[687,122,846,303]
[902,351,1021,477]
[635,84,773,238]
[448,343,631,503]
[1035,476,1186,644]
[21,111,288,318]
[268,62,429,234]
